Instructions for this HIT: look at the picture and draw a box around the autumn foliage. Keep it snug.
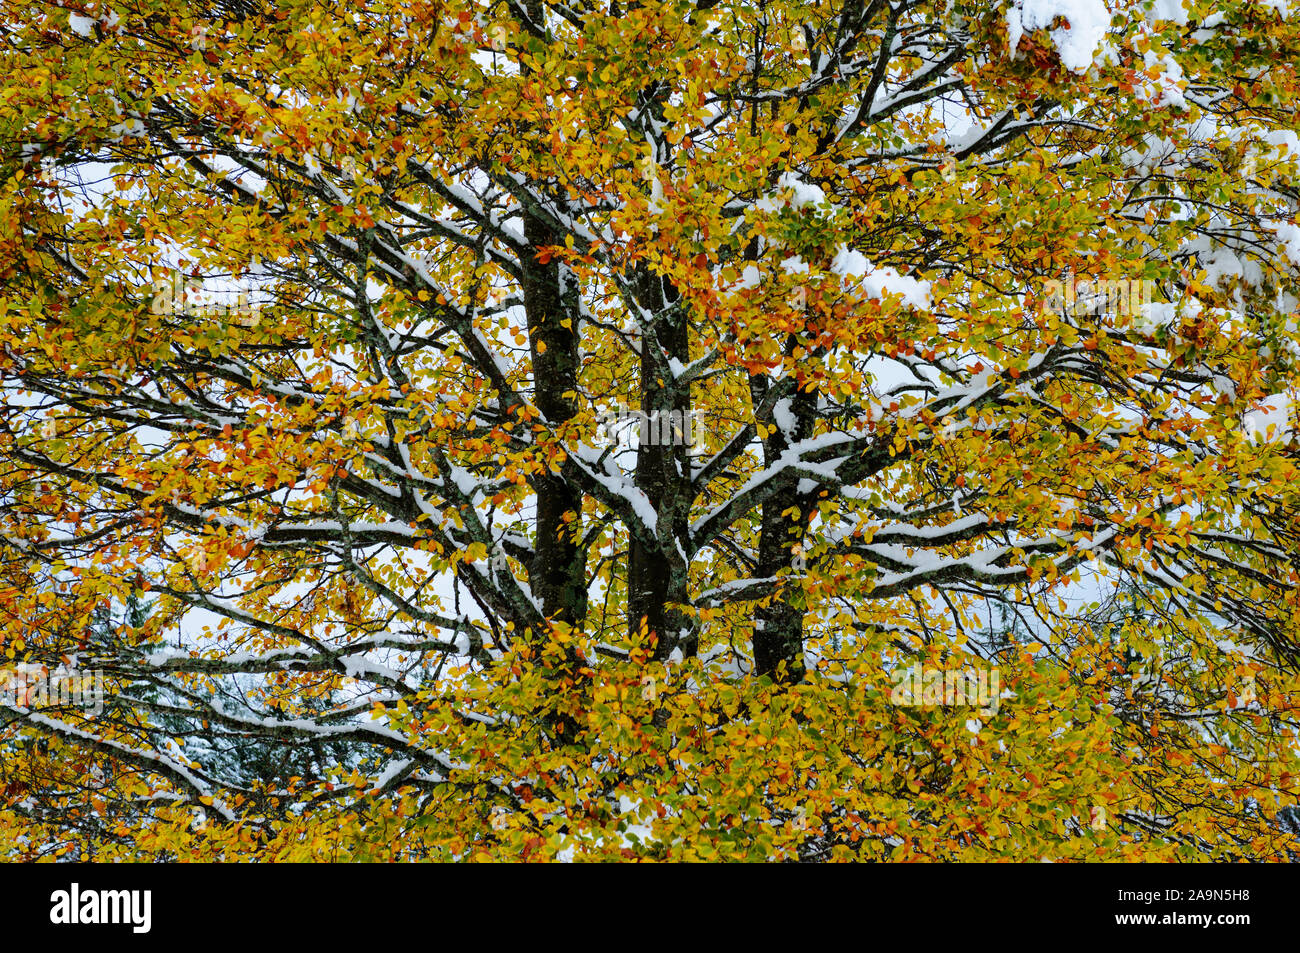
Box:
[1,0,1300,860]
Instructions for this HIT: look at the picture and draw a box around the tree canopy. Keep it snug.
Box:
[2,0,1300,860]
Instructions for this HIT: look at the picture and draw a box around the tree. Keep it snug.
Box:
[1,0,1299,860]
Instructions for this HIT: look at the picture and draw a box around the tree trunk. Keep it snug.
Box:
[522,214,587,630]
[751,362,817,682]
[627,268,695,660]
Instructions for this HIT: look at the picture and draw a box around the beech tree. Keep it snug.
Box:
[2,0,1300,860]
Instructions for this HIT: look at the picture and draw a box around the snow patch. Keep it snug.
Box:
[831,245,931,309]
[1136,49,1187,110]
[1244,392,1295,444]
[1006,0,1113,74]
[1269,220,1300,266]
[1144,0,1189,25]
[756,172,829,213]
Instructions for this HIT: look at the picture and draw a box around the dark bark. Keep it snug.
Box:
[522,214,587,630]
[751,355,818,683]
[626,269,696,660]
